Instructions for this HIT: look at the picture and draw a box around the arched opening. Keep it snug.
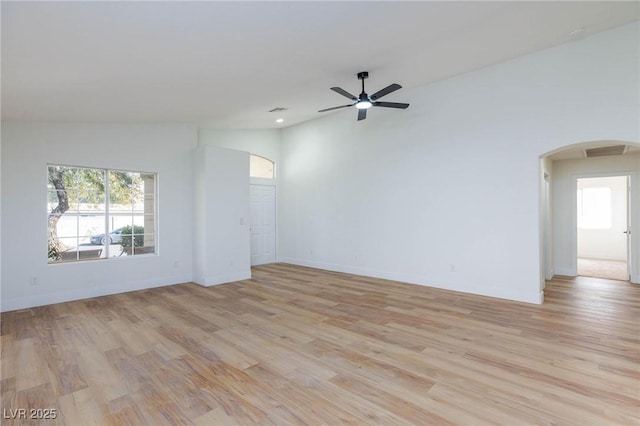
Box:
[540,140,640,298]
[250,154,275,179]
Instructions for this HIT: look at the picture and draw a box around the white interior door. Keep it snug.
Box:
[250,185,276,266]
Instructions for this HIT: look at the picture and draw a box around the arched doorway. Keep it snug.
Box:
[540,140,640,293]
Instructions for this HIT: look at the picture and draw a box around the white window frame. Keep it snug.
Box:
[47,164,158,263]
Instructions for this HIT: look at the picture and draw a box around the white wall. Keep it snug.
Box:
[192,145,251,286]
[193,147,207,283]
[198,128,281,174]
[577,176,629,261]
[0,122,3,302]
[279,22,640,304]
[198,128,280,261]
[553,154,640,278]
[1,123,197,311]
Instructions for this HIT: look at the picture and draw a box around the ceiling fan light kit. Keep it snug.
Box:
[319,71,409,121]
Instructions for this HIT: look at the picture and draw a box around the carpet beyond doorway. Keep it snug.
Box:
[577,257,628,281]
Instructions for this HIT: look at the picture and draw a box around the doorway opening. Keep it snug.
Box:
[576,175,630,281]
[540,140,640,299]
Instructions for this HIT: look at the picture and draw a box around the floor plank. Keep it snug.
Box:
[1,264,639,425]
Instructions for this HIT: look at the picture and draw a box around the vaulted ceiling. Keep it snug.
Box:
[2,1,638,129]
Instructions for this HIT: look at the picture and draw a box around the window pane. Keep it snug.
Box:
[138,174,156,255]
[131,237,155,256]
[54,242,104,262]
[142,233,156,248]
[82,216,106,246]
[115,224,154,257]
[56,213,78,238]
[55,237,80,262]
[107,244,125,258]
[250,155,274,179]
[75,169,105,202]
[78,246,103,260]
[120,227,148,256]
[109,170,144,205]
[109,217,133,234]
[48,165,156,263]
[577,187,612,229]
[48,189,68,209]
[48,166,108,263]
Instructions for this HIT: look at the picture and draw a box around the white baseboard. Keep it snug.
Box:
[553,267,576,277]
[280,257,543,305]
[1,274,193,312]
[555,268,638,284]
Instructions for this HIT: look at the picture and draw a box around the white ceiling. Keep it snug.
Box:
[2,1,638,129]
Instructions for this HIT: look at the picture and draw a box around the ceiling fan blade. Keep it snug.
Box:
[331,87,358,101]
[319,103,354,113]
[373,101,409,109]
[357,108,367,121]
[370,83,402,100]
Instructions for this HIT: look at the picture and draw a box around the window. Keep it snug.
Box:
[577,187,612,230]
[47,165,157,263]
[250,154,275,179]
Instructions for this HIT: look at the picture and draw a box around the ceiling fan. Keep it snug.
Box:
[319,71,409,121]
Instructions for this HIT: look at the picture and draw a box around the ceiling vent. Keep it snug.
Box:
[584,145,627,158]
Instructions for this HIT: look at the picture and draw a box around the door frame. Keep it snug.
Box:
[249,182,277,266]
[571,171,637,281]
[544,172,553,281]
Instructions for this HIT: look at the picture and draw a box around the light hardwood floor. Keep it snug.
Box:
[1,264,639,425]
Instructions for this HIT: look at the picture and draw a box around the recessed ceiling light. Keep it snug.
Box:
[276,118,284,123]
